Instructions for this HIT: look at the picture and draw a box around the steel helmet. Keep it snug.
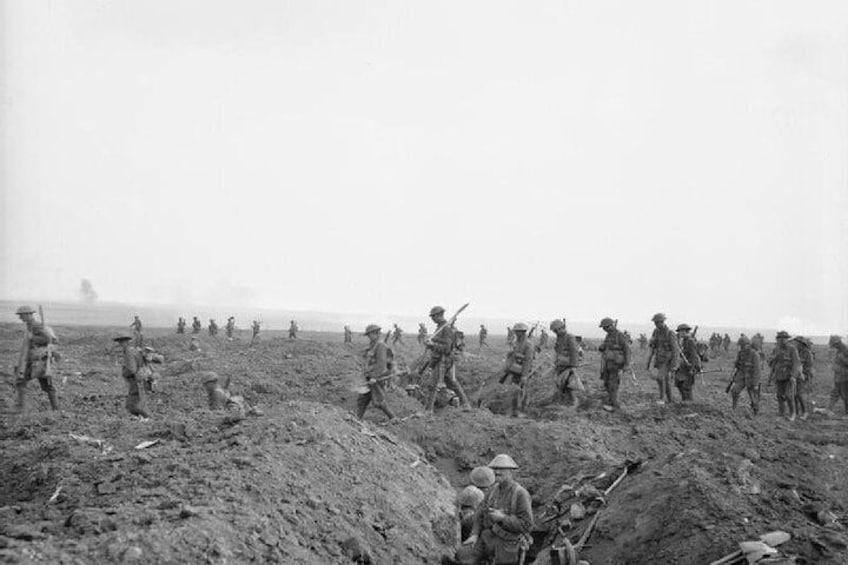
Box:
[488,453,519,470]
[15,305,36,315]
[549,319,565,332]
[457,485,485,508]
[651,313,666,323]
[676,324,692,332]
[599,317,615,328]
[364,324,381,335]
[737,335,751,346]
[113,333,133,342]
[512,322,529,333]
[470,466,496,488]
[429,306,445,316]
[776,331,790,340]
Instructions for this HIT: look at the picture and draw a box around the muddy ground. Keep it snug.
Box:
[1,324,846,564]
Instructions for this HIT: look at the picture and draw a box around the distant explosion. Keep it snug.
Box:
[79,279,98,303]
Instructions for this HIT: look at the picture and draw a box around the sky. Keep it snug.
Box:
[2,0,847,335]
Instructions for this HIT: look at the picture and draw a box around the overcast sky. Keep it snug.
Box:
[2,1,847,335]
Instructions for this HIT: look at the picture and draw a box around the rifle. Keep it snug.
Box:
[384,329,391,344]
[527,321,541,339]
[39,305,53,377]
[417,303,470,373]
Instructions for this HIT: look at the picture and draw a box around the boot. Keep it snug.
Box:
[14,384,26,412]
[778,398,785,417]
[47,390,59,411]
[786,399,796,422]
[731,392,739,410]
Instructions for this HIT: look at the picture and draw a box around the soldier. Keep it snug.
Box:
[792,336,814,420]
[550,319,581,408]
[454,466,496,563]
[202,372,262,417]
[13,305,60,412]
[599,318,631,411]
[751,333,765,356]
[506,326,515,346]
[392,324,404,345]
[462,454,533,565]
[356,324,396,421]
[478,325,489,349]
[130,315,143,347]
[176,317,186,334]
[191,316,202,334]
[501,323,535,417]
[674,324,701,402]
[768,331,801,421]
[250,320,261,346]
[423,306,471,412]
[139,346,164,393]
[730,335,761,413]
[208,319,218,337]
[289,320,298,340]
[536,328,549,351]
[225,317,235,340]
[638,333,648,351]
[722,333,731,354]
[114,333,150,418]
[623,330,633,345]
[417,323,428,346]
[827,335,848,414]
[648,313,679,404]
[343,325,353,344]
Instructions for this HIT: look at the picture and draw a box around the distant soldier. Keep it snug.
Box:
[550,319,581,408]
[192,317,202,334]
[537,328,549,350]
[599,318,631,410]
[13,305,60,412]
[722,333,731,354]
[827,335,848,414]
[462,454,533,565]
[417,323,428,346]
[506,326,515,346]
[250,320,261,346]
[392,324,404,345]
[225,317,235,340]
[423,306,471,412]
[478,324,489,349]
[344,325,353,344]
[130,315,144,347]
[792,336,814,420]
[638,333,648,350]
[114,333,150,418]
[674,324,701,402]
[751,333,765,355]
[202,372,262,417]
[176,317,186,334]
[356,324,396,421]
[623,330,633,345]
[648,313,679,404]
[289,320,298,340]
[500,323,535,417]
[768,331,801,421]
[208,319,218,337]
[189,336,201,351]
[730,335,761,414]
[139,346,164,393]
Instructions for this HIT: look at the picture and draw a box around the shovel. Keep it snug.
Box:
[708,531,790,565]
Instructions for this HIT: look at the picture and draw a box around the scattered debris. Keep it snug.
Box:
[134,439,160,450]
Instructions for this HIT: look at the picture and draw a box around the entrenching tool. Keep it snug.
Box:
[707,531,790,565]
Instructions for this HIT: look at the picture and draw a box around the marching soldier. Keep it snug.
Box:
[722,333,731,354]
[356,325,396,421]
[176,317,186,334]
[344,325,353,344]
[675,324,701,402]
[114,333,150,418]
[792,336,814,420]
[751,333,765,356]
[462,454,533,565]
[192,317,202,334]
[537,328,549,350]
[599,318,631,410]
[501,323,535,417]
[423,306,470,412]
[417,323,428,346]
[478,325,489,349]
[250,320,261,346]
[392,324,404,345]
[130,315,144,347]
[208,319,218,337]
[13,305,60,412]
[827,335,848,414]
[550,319,581,408]
[729,335,761,414]
[289,320,298,340]
[638,333,648,350]
[225,317,235,340]
[648,313,679,404]
[768,331,801,421]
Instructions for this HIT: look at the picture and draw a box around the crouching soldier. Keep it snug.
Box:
[730,335,761,414]
[114,333,150,419]
[202,372,262,417]
[462,454,533,565]
[13,305,60,412]
[356,324,396,421]
[453,467,496,565]
[139,346,165,393]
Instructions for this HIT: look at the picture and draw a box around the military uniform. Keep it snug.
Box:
[638,334,648,351]
[192,317,202,334]
[417,324,428,346]
[139,347,164,393]
[424,316,470,411]
[793,337,814,419]
[343,325,353,344]
[649,315,680,403]
[828,336,848,414]
[14,306,60,411]
[130,316,143,347]
[177,317,186,334]
[768,333,801,420]
[225,318,235,339]
[675,326,701,402]
[117,337,151,418]
[478,325,488,349]
[356,325,396,420]
[599,319,631,409]
[552,320,581,407]
[289,321,298,339]
[502,327,535,417]
[730,340,761,413]
[392,325,403,345]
